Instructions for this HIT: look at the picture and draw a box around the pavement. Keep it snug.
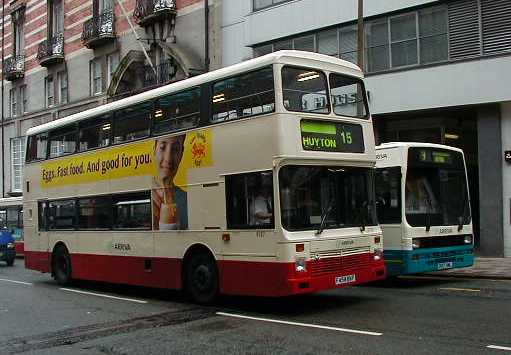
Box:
[432,257,511,279]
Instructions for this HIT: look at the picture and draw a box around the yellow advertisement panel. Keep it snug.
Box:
[40,129,213,189]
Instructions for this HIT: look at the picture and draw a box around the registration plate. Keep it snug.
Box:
[335,274,356,285]
[437,261,454,270]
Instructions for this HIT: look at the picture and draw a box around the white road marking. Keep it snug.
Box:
[217,312,382,336]
[438,287,481,293]
[487,345,511,351]
[60,288,148,304]
[0,278,33,286]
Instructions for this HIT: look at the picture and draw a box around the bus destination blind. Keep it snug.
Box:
[300,120,364,153]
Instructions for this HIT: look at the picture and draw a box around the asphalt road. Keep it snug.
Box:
[1,260,511,354]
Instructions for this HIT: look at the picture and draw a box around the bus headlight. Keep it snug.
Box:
[295,257,307,272]
[7,242,14,249]
[412,238,421,249]
[373,249,383,261]
[464,235,473,244]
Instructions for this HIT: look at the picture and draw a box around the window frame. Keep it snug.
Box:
[152,87,202,136]
[375,166,403,225]
[253,0,293,12]
[47,198,77,231]
[112,101,152,145]
[78,113,112,152]
[389,12,419,69]
[58,70,68,104]
[210,65,276,124]
[281,65,331,115]
[90,58,103,95]
[225,170,275,230]
[328,73,370,119]
[48,124,78,159]
[77,195,113,230]
[26,132,49,162]
[10,136,26,193]
[9,87,18,118]
[45,75,55,108]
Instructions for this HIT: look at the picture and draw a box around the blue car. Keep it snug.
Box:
[0,229,16,266]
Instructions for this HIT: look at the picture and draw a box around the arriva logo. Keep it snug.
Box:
[439,228,453,234]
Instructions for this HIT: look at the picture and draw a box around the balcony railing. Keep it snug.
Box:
[141,59,178,87]
[37,33,64,67]
[82,9,116,49]
[4,55,25,81]
[133,0,176,27]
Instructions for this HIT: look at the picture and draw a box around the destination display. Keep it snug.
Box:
[409,147,464,169]
[300,120,364,153]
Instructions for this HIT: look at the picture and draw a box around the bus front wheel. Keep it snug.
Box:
[184,252,219,304]
[52,246,72,285]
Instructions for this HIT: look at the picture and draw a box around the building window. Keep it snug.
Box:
[253,0,292,11]
[107,52,120,86]
[20,85,27,114]
[10,136,26,193]
[419,6,448,64]
[45,76,54,107]
[50,0,64,36]
[12,8,25,56]
[390,13,418,67]
[58,71,68,104]
[252,5,448,73]
[9,88,17,118]
[90,58,102,95]
[317,29,339,57]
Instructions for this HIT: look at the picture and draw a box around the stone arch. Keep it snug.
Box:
[107,44,204,99]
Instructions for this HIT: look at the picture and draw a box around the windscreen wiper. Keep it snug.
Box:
[316,198,335,235]
[355,200,370,232]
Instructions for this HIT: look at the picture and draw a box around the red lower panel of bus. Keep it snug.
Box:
[25,251,386,296]
[14,241,24,255]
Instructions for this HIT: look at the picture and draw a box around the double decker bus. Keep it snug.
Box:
[0,197,24,256]
[375,142,474,276]
[24,51,385,303]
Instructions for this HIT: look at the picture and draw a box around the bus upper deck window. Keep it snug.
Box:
[113,102,151,144]
[281,67,329,114]
[329,74,368,119]
[27,133,48,161]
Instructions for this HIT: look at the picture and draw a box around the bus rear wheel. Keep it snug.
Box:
[52,246,72,285]
[184,252,219,304]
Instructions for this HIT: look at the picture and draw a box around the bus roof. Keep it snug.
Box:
[26,51,362,137]
[376,142,464,154]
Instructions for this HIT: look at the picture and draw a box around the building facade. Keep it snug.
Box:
[222,0,511,257]
[0,0,221,195]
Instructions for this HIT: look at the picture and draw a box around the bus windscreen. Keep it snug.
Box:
[406,147,471,227]
[279,165,377,231]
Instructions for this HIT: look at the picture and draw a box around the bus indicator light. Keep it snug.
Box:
[296,243,304,252]
[222,233,230,242]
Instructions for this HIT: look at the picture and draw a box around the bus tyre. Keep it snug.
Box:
[6,258,14,266]
[52,246,72,285]
[184,252,219,304]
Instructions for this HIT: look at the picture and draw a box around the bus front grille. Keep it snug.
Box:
[310,252,373,276]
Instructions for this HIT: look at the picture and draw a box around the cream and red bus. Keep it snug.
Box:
[24,50,385,303]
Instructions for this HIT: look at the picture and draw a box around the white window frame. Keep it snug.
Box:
[46,75,55,107]
[90,58,103,95]
[58,71,68,104]
[107,52,120,86]
[20,85,28,114]
[10,136,26,193]
[9,88,17,118]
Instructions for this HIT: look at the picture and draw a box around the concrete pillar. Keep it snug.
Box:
[478,104,504,256]
[501,102,511,257]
